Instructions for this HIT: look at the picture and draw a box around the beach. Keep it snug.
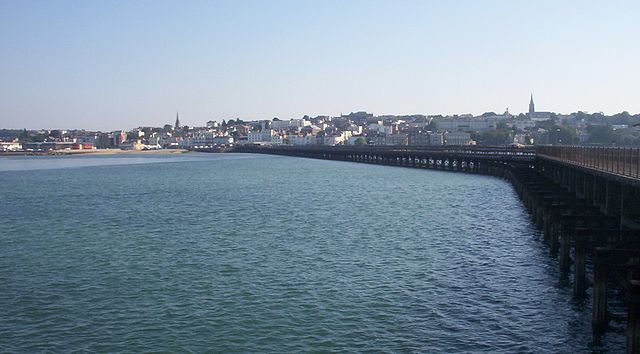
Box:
[0,148,190,156]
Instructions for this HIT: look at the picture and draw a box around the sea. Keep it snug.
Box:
[0,153,626,352]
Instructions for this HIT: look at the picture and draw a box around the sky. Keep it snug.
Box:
[1,0,639,131]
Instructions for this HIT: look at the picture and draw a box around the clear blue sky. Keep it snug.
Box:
[1,0,639,131]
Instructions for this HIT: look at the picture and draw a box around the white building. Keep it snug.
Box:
[345,124,362,135]
[180,133,234,148]
[437,119,496,132]
[513,133,532,145]
[271,119,310,130]
[530,112,552,122]
[323,131,353,146]
[287,134,317,146]
[0,141,21,151]
[430,132,444,146]
[612,124,629,131]
[248,130,275,144]
[368,124,393,135]
[372,134,408,146]
[444,132,473,145]
[512,120,536,131]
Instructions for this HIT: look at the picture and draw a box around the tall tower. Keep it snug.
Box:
[174,112,180,130]
[529,94,535,116]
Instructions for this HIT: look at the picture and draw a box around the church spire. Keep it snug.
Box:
[175,112,180,130]
[528,94,535,116]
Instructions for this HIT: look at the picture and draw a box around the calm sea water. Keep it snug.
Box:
[0,153,625,352]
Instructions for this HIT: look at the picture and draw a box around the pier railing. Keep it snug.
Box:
[537,145,640,179]
[237,145,537,162]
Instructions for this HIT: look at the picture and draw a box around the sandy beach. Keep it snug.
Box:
[68,148,190,155]
[0,148,191,156]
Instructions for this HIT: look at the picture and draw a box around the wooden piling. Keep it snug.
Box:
[593,249,608,332]
[559,229,571,272]
[574,238,587,297]
[627,281,640,354]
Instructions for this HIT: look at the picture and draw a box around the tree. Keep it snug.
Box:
[587,125,616,145]
[611,111,632,125]
[126,132,137,141]
[19,129,29,143]
[614,129,640,146]
[50,130,62,139]
[548,125,578,145]
[535,119,555,131]
[480,130,511,145]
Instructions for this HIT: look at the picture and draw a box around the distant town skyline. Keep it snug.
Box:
[1,0,639,131]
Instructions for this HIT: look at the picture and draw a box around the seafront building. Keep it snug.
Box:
[4,95,639,151]
[444,132,473,146]
[0,141,22,151]
[271,118,310,130]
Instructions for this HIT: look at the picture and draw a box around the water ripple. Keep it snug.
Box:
[0,154,625,352]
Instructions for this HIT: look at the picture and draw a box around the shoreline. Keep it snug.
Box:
[0,149,191,157]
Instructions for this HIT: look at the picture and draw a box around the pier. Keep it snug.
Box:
[235,144,640,353]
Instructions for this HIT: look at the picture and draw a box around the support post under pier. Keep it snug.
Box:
[628,281,640,354]
[593,249,609,333]
[559,228,571,273]
[574,238,587,297]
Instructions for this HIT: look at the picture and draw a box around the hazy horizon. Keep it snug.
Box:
[1,0,639,131]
